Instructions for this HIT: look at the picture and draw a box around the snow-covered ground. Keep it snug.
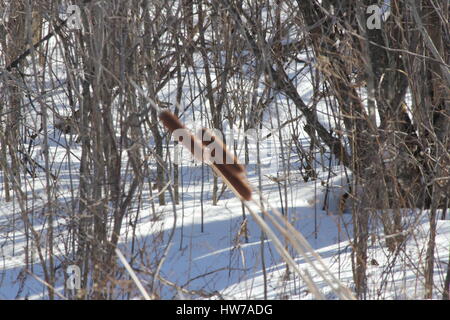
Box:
[1,144,448,299]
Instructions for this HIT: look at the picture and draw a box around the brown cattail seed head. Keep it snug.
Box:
[158,110,252,201]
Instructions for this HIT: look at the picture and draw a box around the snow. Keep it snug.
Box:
[1,152,448,299]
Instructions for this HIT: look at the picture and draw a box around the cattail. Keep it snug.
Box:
[200,128,244,174]
[211,163,253,201]
[158,110,252,201]
[158,110,185,133]
[159,110,204,162]
[200,128,252,201]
